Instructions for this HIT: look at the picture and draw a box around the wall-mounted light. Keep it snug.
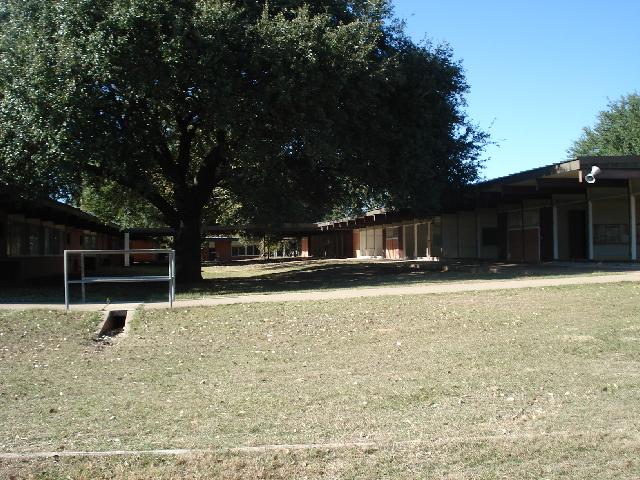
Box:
[585,166,601,184]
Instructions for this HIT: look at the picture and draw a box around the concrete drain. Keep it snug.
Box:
[97,310,130,338]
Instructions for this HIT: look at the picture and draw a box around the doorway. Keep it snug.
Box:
[568,210,587,260]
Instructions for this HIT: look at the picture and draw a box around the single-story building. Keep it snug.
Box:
[4,155,639,284]
[306,156,640,263]
[0,189,122,283]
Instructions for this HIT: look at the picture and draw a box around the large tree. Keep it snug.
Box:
[0,0,485,281]
[570,93,640,157]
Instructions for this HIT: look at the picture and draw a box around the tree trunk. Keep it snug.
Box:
[174,214,203,283]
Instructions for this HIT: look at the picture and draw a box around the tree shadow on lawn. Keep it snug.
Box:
[180,259,639,298]
[1,259,638,305]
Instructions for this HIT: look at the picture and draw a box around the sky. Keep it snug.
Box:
[392,0,640,180]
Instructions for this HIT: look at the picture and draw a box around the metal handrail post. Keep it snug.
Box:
[168,251,173,307]
[64,250,69,311]
[61,249,176,308]
[170,251,176,306]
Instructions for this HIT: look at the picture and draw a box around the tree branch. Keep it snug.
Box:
[130,97,187,193]
[193,130,226,207]
[83,163,179,226]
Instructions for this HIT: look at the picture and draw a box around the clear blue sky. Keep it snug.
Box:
[392,0,640,180]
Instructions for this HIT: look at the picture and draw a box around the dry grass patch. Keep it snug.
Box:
[2,282,640,477]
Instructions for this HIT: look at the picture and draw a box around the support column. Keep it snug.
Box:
[476,211,481,259]
[630,191,637,261]
[552,202,559,260]
[414,223,418,259]
[587,199,594,260]
[124,232,130,267]
[426,221,431,259]
[402,225,407,260]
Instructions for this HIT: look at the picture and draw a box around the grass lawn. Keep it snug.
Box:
[2,283,640,478]
[0,258,633,305]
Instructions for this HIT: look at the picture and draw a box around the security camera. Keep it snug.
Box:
[585,165,601,184]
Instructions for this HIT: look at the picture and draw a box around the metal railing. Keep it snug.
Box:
[64,249,175,310]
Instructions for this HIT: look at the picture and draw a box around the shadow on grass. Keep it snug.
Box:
[1,259,639,305]
[184,260,639,298]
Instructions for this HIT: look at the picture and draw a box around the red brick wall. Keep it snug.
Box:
[301,236,309,257]
[216,239,232,262]
[353,229,360,257]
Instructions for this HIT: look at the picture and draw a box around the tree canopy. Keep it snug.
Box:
[570,93,640,157]
[0,0,486,281]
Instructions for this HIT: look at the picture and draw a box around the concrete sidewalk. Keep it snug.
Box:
[1,271,639,312]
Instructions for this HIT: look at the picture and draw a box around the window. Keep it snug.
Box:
[594,224,629,245]
[386,227,399,240]
[7,219,25,256]
[27,224,42,256]
[82,233,97,249]
[232,244,260,256]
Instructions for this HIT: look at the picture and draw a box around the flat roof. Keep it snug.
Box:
[477,155,640,188]
[0,188,120,235]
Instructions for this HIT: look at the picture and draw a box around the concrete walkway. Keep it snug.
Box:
[2,271,640,312]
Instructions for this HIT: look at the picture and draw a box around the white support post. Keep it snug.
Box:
[631,193,637,261]
[168,250,174,307]
[124,232,130,267]
[587,200,594,260]
[426,221,431,259]
[552,203,559,260]
[402,225,407,259]
[413,223,418,259]
[172,251,176,303]
[441,216,447,259]
[64,251,69,311]
[80,253,86,303]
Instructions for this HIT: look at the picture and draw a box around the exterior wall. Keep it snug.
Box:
[1,213,121,282]
[357,226,384,257]
[308,231,353,258]
[477,209,498,259]
[130,239,159,263]
[384,225,401,259]
[458,212,477,258]
[403,224,415,258]
[504,205,541,262]
[353,229,360,258]
[441,214,459,258]
[430,217,443,258]
[416,223,428,258]
[216,239,232,261]
[590,188,630,260]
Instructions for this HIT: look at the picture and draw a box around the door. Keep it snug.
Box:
[568,210,587,259]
